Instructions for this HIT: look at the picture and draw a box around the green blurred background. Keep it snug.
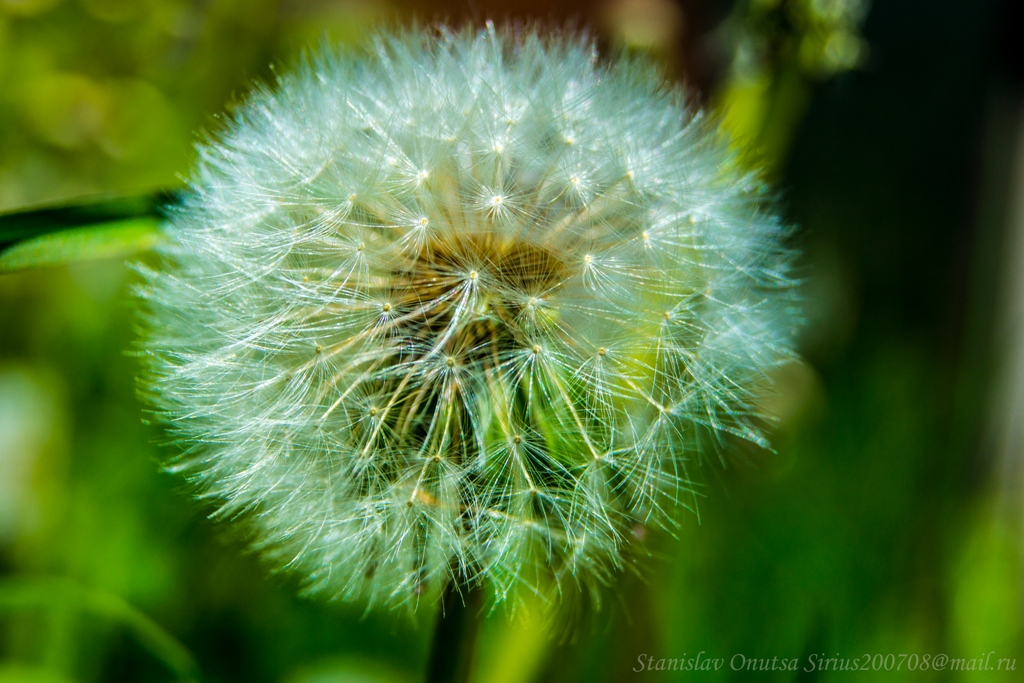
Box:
[1,0,1022,681]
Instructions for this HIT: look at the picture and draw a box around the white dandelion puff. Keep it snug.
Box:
[136,24,799,609]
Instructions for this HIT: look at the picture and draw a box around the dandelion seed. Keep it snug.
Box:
[137,25,798,610]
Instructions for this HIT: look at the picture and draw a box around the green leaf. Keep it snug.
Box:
[0,190,174,248]
[0,219,165,273]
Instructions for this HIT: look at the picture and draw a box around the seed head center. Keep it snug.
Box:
[384,234,568,359]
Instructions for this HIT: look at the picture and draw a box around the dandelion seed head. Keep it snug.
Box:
[137,25,799,610]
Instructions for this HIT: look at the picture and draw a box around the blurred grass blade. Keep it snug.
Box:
[0,219,165,273]
[0,190,174,248]
[0,190,173,272]
[0,577,201,682]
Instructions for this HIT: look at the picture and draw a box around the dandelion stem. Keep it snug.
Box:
[425,581,483,683]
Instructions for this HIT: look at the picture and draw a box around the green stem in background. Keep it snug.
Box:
[425,581,484,683]
[0,577,201,682]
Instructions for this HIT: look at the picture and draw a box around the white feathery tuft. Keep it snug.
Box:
[137,24,799,609]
